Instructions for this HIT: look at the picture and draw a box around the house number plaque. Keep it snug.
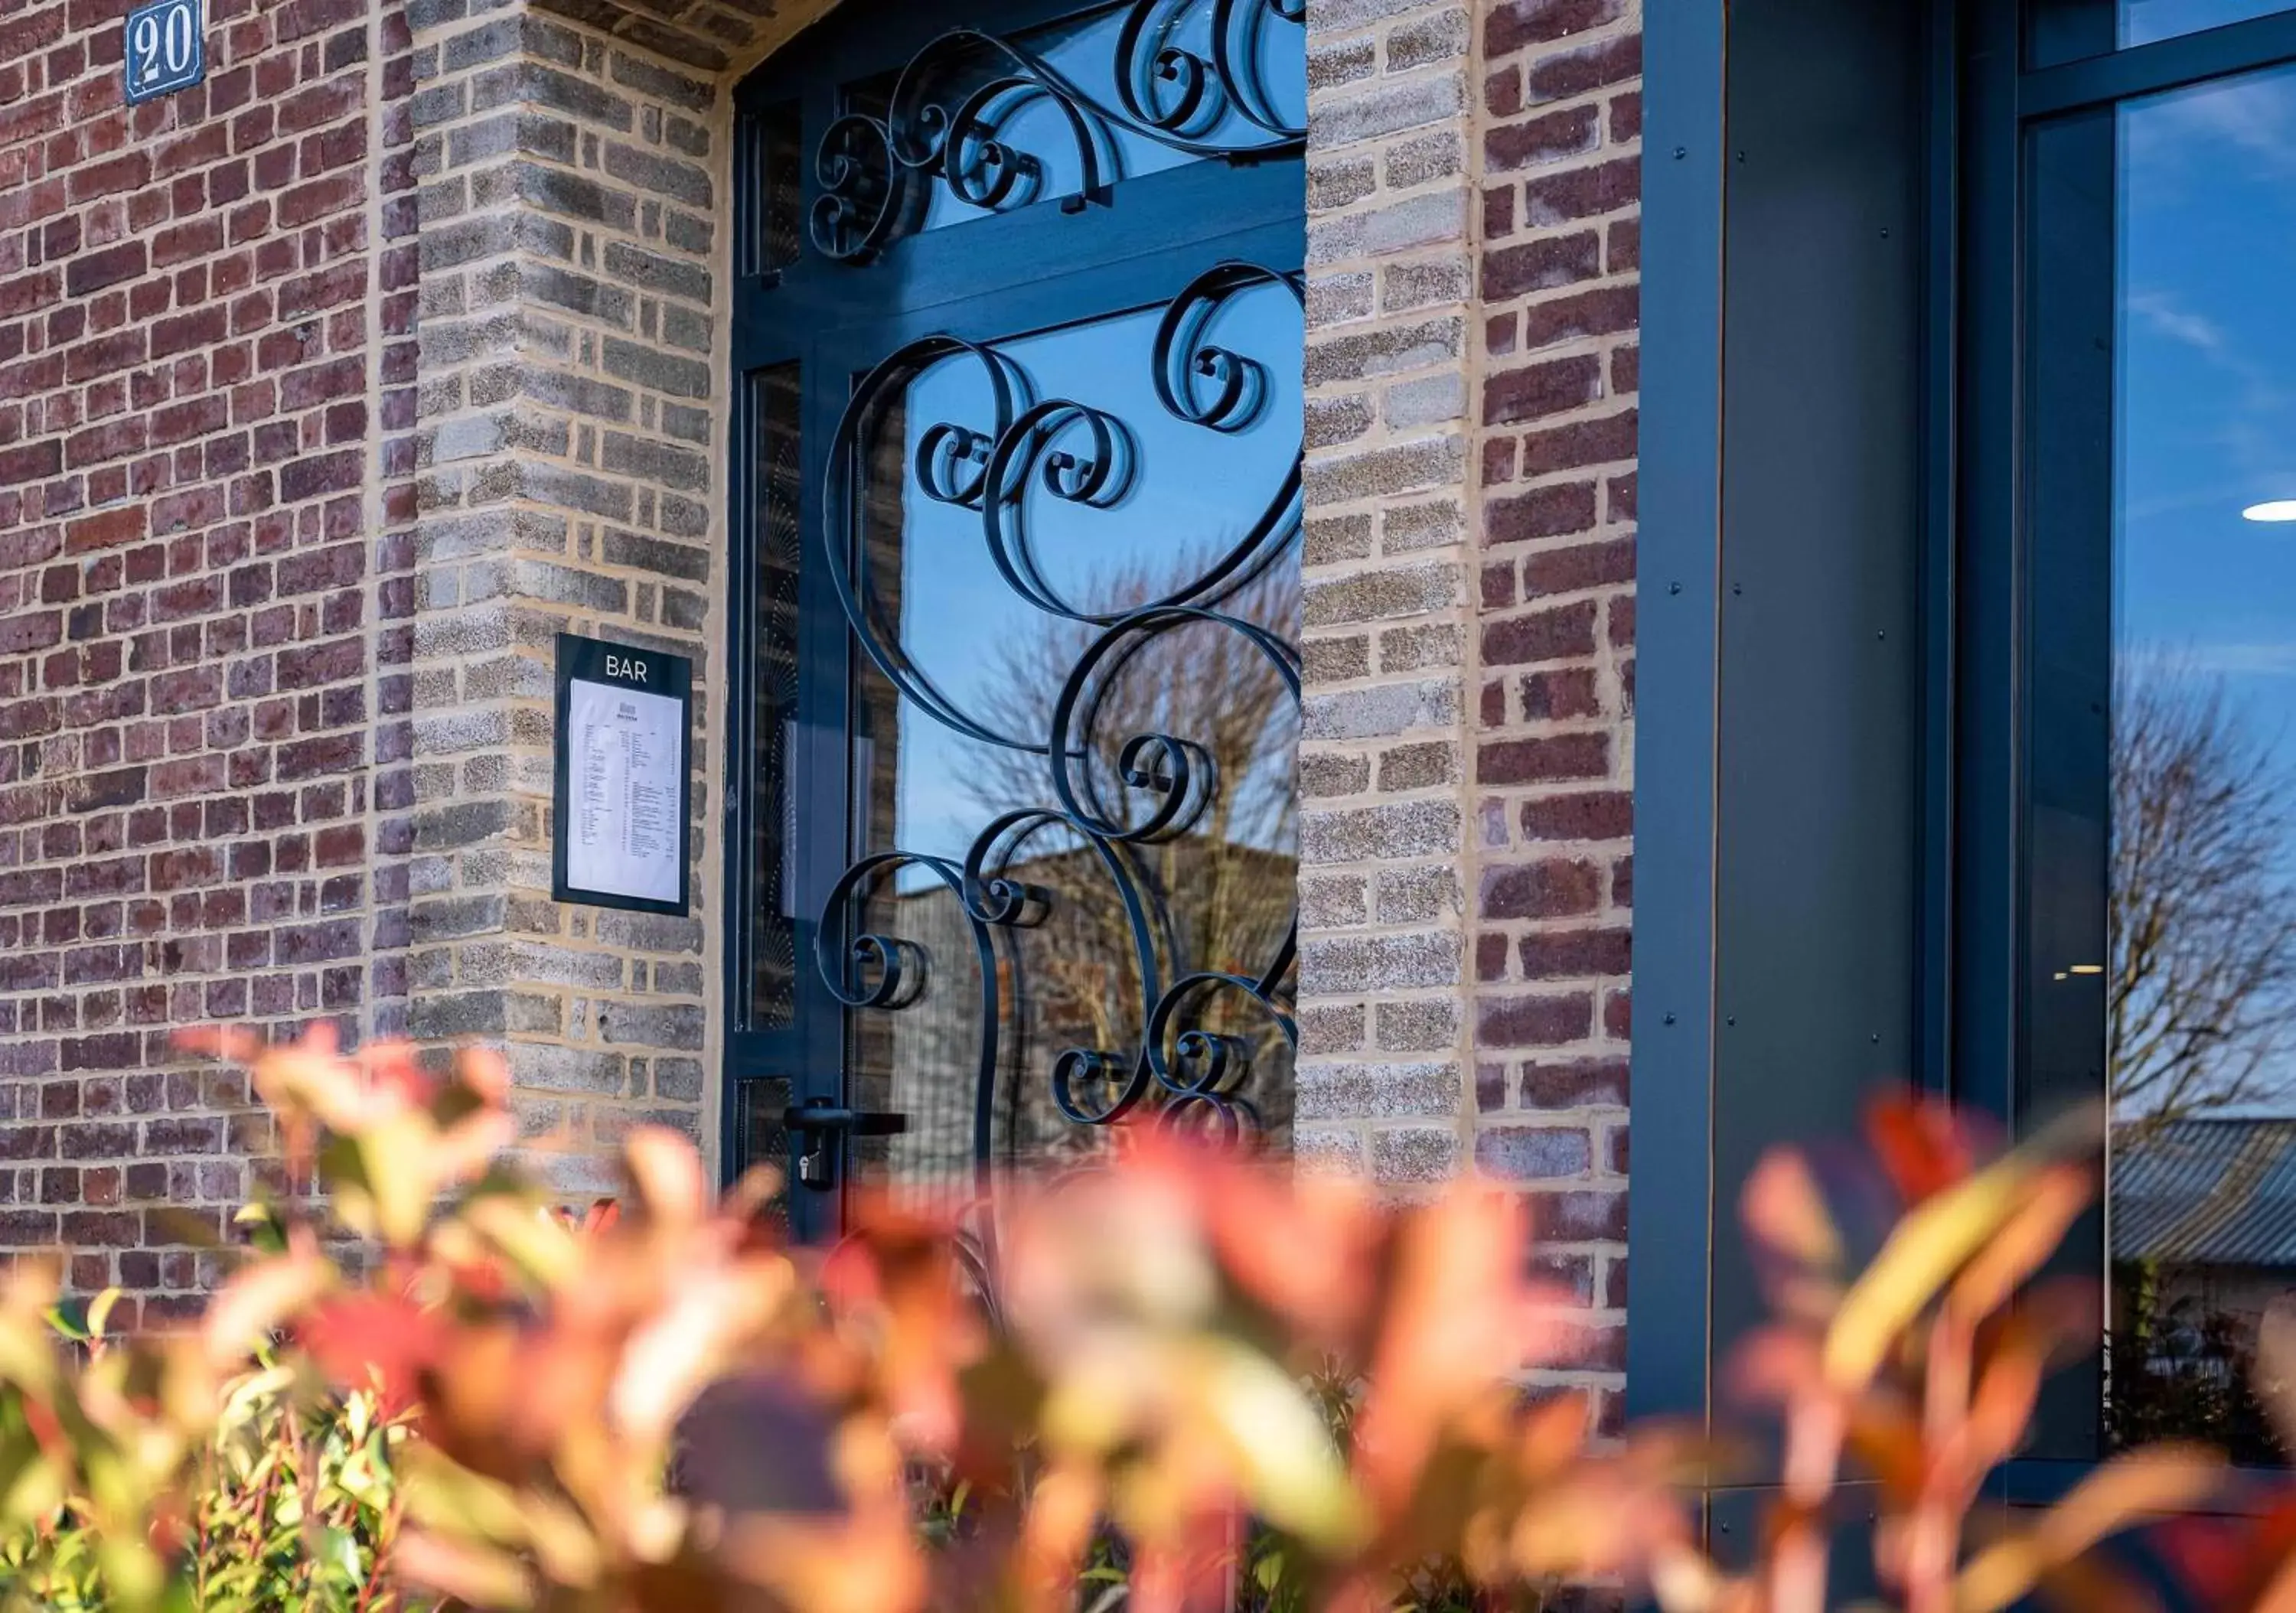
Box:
[124,0,205,104]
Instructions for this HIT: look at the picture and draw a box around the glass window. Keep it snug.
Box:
[742,363,804,1032]
[2125,0,2296,45]
[810,0,1305,262]
[838,285,1303,1207]
[2027,61,2296,1461]
[840,0,1306,240]
[2028,0,2296,67]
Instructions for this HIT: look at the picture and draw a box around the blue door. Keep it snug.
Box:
[724,0,1307,1235]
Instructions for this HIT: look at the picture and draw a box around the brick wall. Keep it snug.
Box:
[0,0,843,1299]
[399,2,732,1192]
[1293,0,1639,1425]
[1295,0,1475,1181]
[1,0,1639,1366]
[386,0,833,1192]
[1470,0,1639,1419]
[0,0,407,1320]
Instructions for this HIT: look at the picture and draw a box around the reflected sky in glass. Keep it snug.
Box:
[2118,64,2296,790]
[910,0,1306,235]
[2099,59,2296,1458]
[872,279,1302,866]
[2122,0,2296,47]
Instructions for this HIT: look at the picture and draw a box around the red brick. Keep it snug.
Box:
[1521,285,1639,350]
[1520,790,1631,842]
[1486,104,1600,173]
[1486,64,1522,117]
[1484,183,1517,240]
[1478,734,1610,785]
[1481,230,1600,301]
[1609,90,1641,144]
[1521,411,1637,477]
[1520,666,1600,720]
[0,0,406,1308]
[1521,156,1639,226]
[64,240,146,298]
[1482,560,1518,609]
[1477,991,1594,1049]
[1481,859,1602,920]
[1521,1057,1629,1109]
[1482,600,1597,665]
[1518,927,1630,978]
[1523,536,1633,594]
[1483,353,1603,426]
[1607,217,1639,273]
[1486,0,1626,57]
[1531,1189,1628,1243]
[1486,481,1597,546]
[1524,31,1641,103]
[0,442,62,484]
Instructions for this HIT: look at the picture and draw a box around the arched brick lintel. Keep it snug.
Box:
[528,0,845,82]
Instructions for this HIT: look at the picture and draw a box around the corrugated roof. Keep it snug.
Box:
[2113,1119,2296,1267]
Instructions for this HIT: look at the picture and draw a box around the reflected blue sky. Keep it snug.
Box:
[872,279,1303,864]
[915,0,1306,234]
[2117,60,2296,1110]
[2118,64,2296,705]
[2124,0,2296,46]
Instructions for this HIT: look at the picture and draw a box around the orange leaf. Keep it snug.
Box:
[298,1292,447,1419]
[1864,1091,1978,1206]
[1742,1150,1844,1271]
[1957,1448,2223,1613]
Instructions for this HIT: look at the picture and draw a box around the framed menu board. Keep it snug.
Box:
[552,634,693,915]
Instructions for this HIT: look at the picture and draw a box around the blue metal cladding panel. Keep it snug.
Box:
[1629,0,1929,1468]
[1626,0,1727,1432]
[1707,0,1927,1381]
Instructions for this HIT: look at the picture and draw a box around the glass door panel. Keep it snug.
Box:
[832,273,1304,1210]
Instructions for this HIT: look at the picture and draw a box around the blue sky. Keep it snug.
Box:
[850,2,1309,871]
[872,281,1302,866]
[2122,0,2296,47]
[2114,60,2296,1113]
[2118,64,2296,703]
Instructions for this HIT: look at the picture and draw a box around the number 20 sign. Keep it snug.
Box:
[124,0,204,104]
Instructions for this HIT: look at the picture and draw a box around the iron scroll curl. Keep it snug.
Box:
[810,0,1306,262]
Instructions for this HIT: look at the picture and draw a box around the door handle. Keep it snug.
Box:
[782,1098,907,1191]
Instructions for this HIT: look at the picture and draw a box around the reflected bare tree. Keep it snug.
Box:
[2111,656,2296,1123]
[961,556,1300,1145]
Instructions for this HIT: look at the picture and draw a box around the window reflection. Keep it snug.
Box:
[2028,0,2294,67]
[2124,0,2296,47]
[840,284,1302,1206]
[745,363,804,1031]
[830,0,1307,252]
[2049,62,2296,1455]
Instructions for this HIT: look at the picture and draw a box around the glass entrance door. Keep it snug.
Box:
[725,0,1306,1236]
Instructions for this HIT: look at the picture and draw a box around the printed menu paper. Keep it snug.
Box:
[564,676,683,905]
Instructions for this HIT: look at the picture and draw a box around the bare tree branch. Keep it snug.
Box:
[958,555,1300,1145]
[2110,653,2296,1123]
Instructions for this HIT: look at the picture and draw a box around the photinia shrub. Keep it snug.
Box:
[0,1028,2280,1611]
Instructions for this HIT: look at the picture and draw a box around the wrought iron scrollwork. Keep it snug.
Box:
[810,0,1306,262]
[817,262,1303,1179]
